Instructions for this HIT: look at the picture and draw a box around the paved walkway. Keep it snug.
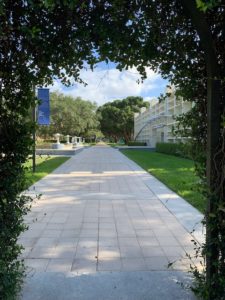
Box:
[20,146,204,299]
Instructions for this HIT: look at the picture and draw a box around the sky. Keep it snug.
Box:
[49,62,168,106]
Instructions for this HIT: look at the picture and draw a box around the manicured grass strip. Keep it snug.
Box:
[121,150,205,212]
[25,156,70,187]
[108,143,127,147]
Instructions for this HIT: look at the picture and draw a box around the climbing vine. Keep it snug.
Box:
[0,1,99,298]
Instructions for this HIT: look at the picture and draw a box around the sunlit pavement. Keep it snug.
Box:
[20,145,203,299]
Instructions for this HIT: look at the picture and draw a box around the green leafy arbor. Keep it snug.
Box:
[0,1,224,299]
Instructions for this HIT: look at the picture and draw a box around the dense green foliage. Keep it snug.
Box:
[121,150,205,212]
[25,156,70,188]
[196,0,220,11]
[98,97,149,143]
[0,110,33,298]
[38,92,99,139]
[0,0,225,298]
[127,142,147,146]
[156,142,191,159]
[0,2,105,298]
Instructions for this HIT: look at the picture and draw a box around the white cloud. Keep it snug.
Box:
[143,96,157,102]
[48,66,165,105]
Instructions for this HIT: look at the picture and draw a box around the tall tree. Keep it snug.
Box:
[98,97,149,143]
[38,92,99,138]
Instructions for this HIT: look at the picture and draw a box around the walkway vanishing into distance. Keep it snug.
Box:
[20,145,204,300]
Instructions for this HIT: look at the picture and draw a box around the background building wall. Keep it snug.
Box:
[134,87,192,147]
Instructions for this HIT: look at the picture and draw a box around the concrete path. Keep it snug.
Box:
[20,146,204,300]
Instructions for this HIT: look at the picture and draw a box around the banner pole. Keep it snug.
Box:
[32,87,36,173]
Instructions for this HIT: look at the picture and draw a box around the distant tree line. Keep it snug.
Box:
[37,92,101,141]
[38,93,149,144]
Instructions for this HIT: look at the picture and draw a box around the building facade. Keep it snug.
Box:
[134,87,192,147]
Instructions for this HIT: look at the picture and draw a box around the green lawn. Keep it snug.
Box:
[121,150,205,212]
[25,156,70,187]
[108,142,126,147]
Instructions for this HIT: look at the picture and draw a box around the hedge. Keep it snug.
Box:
[156,142,191,159]
[127,141,147,146]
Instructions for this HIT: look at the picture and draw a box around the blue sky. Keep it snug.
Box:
[50,62,168,105]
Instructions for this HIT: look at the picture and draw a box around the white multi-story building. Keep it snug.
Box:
[134,87,192,147]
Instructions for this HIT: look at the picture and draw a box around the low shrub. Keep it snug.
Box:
[156,142,191,159]
[127,141,147,146]
[36,143,52,149]
[42,139,56,143]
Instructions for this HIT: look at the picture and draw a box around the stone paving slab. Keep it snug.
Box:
[21,271,196,300]
[20,145,203,299]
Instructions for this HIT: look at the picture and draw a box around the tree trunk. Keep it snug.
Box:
[180,0,221,294]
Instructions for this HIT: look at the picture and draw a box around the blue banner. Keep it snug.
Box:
[37,88,50,125]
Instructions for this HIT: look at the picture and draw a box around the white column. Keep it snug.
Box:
[55,133,60,144]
